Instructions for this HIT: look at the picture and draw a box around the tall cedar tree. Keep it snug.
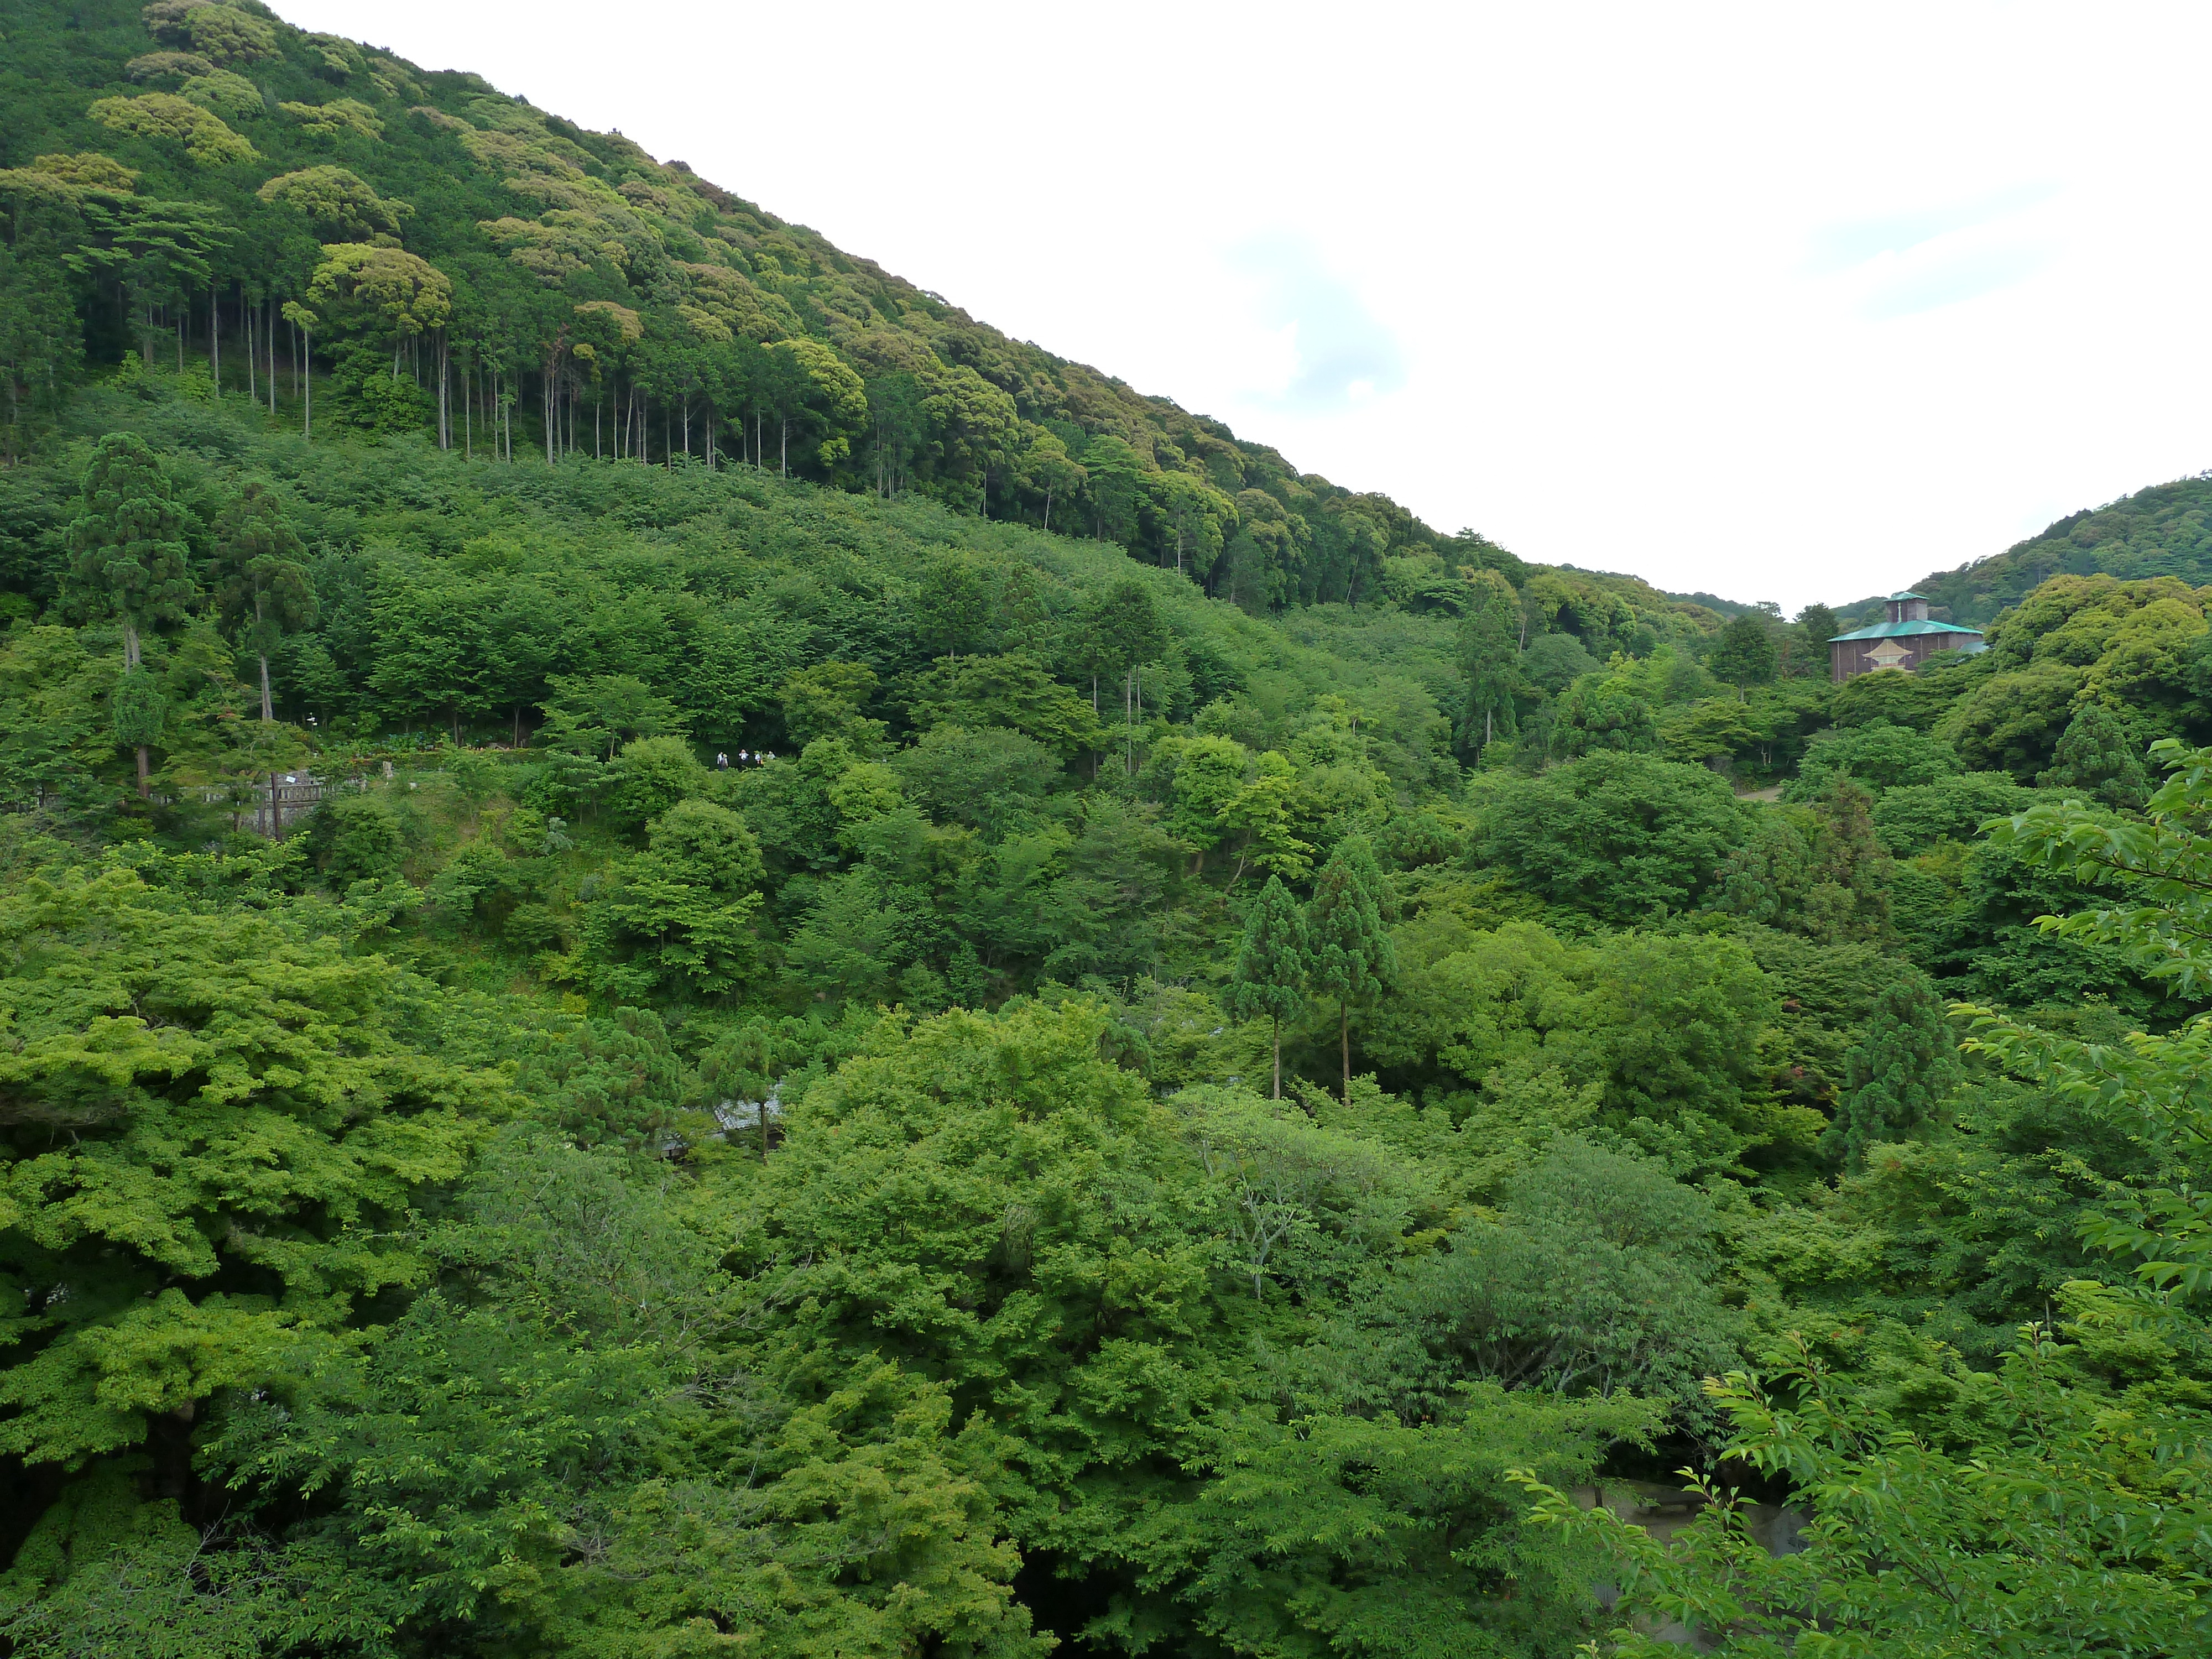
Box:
[65,432,195,792]
[210,482,315,722]
[1223,875,1308,1099]
[1803,775,1896,946]
[1457,567,1521,755]
[2041,701,2150,809]
[1824,973,1963,1170]
[1305,836,1396,1106]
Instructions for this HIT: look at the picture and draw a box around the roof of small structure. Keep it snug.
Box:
[1888,590,1931,601]
[1830,619,1984,642]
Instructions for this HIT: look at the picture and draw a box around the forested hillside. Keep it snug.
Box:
[1838,472,2212,630]
[4,4,2212,1657]
[0,0,1483,609]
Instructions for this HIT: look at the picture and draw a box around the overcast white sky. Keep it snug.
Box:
[280,0,2212,613]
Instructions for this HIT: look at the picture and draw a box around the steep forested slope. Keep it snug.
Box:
[0,0,1463,607]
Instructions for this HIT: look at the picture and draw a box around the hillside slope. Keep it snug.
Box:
[0,0,1454,607]
[1837,472,2212,629]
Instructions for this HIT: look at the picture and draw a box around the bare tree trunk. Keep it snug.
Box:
[1272,1015,1282,1099]
[302,328,311,439]
[209,279,219,395]
[244,293,255,404]
[1340,1000,1351,1108]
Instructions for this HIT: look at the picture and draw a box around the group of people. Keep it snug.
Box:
[713,750,773,769]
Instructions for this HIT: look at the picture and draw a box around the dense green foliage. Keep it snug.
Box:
[3,4,2212,1655]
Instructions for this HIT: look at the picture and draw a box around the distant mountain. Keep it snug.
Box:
[1661,589,1764,620]
[1836,473,2212,630]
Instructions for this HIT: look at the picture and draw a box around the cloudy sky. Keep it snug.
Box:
[280,0,2212,613]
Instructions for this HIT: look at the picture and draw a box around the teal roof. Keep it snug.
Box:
[1830,619,1984,642]
[1888,590,1931,601]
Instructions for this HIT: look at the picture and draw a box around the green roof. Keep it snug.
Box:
[1830,619,1984,642]
[1889,590,1931,601]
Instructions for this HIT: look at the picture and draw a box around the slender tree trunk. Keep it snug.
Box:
[1043,488,1052,533]
[244,293,255,404]
[1272,1015,1282,1100]
[302,328,311,439]
[780,415,787,477]
[122,620,150,796]
[437,332,450,450]
[1340,1000,1351,1108]
[258,653,274,723]
[209,279,219,395]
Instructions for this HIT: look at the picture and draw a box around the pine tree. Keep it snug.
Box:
[65,432,196,794]
[1305,836,1396,1107]
[1223,875,1308,1099]
[1824,973,1961,1170]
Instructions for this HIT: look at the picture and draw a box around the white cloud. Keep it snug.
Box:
[276,0,2212,612]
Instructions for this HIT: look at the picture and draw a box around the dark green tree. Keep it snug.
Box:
[1823,972,1961,1169]
[1223,875,1309,1099]
[1067,578,1168,772]
[209,482,314,721]
[1790,602,1840,677]
[2039,700,2149,809]
[1708,611,1778,692]
[911,555,999,660]
[1305,836,1397,1107]
[1456,568,1521,755]
[65,434,196,794]
[0,231,82,465]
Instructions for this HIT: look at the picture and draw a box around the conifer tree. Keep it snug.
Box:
[1791,602,1841,677]
[210,482,314,722]
[2041,701,2150,809]
[65,432,195,794]
[1824,973,1961,1170]
[1802,775,1895,946]
[1223,875,1308,1099]
[1456,568,1521,755]
[1305,836,1396,1107]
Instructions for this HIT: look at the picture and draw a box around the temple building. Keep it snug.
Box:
[1829,592,1984,682]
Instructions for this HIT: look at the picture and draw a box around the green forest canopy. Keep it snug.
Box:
[1,4,2211,1657]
